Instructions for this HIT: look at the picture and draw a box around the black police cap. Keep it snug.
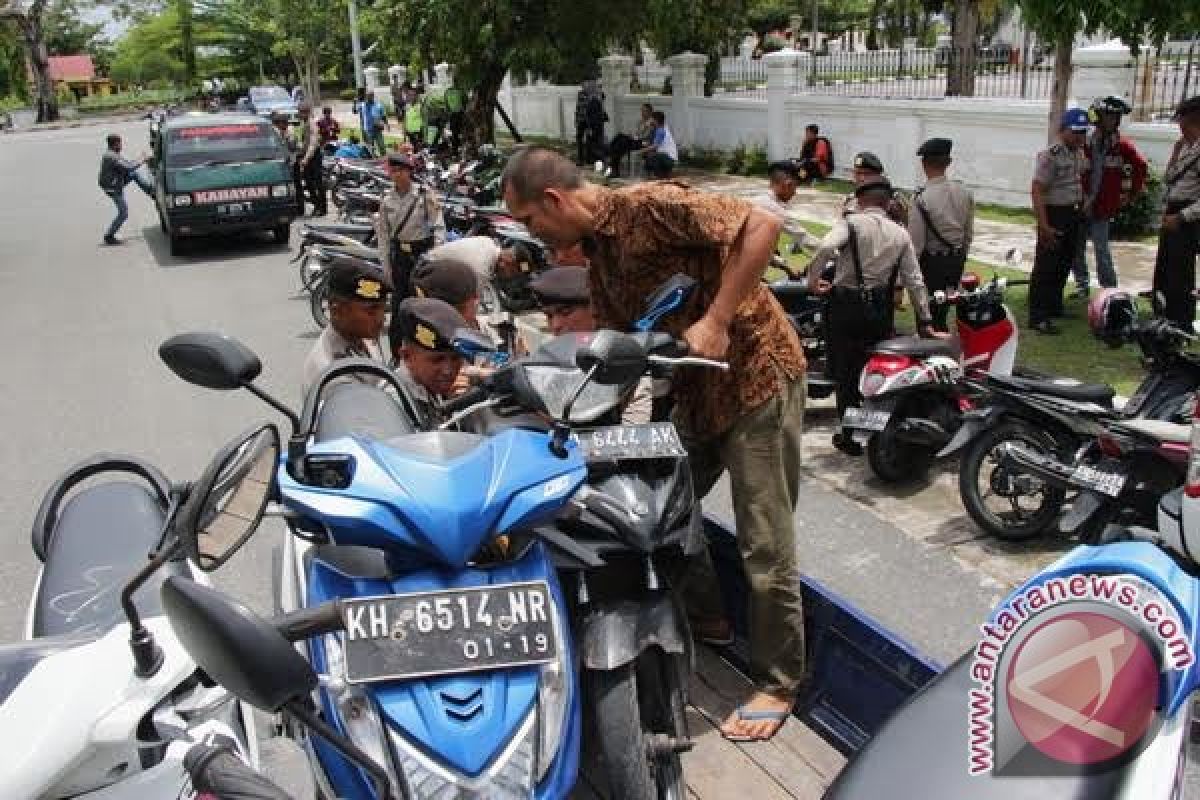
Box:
[1175,95,1200,120]
[917,138,952,158]
[854,176,894,197]
[530,266,590,306]
[412,257,479,307]
[326,260,391,302]
[391,297,469,352]
[853,151,884,173]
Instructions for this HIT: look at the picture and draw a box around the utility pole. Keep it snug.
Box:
[811,0,819,85]
[348,0,364,89]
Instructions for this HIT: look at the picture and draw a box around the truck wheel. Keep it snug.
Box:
[169,233,184,257]
[273,224,290,246]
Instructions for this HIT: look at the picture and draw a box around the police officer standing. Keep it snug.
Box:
[843,151,909,226]
[377,152,445,314]
[909,138,975,331]
[1154,95,1200,329]
[810,177,937,455]
[1029,108,1090,335]
[296,102,327,216]
[388,296,472,429]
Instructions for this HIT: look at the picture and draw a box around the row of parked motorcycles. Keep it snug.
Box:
[765,250,1200,546]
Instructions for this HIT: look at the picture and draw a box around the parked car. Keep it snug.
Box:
[152,113,297,255]
[239,85,298,121]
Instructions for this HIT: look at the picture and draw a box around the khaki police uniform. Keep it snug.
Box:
[1154,99,1200,328]
[377,171,445,311]
[809,191,932,423]
[388,296,470,430]
[302,262,391,395]
[1030,140,1085,325]
[910,168,974,330]
[297,113,326,216]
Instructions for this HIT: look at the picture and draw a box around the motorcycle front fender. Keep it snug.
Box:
[936,406,1004,458]
[577,592,689,671]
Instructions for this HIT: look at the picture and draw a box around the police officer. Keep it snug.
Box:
[529,266,595,335]
[843,151,909,226]
[910,138,975,331]
[810,177,936,455]
[296,102,327,216]
[1029,108,1089,335]
[271,111,302,215]
[377,152,445,313]
[302,260,391,394]
[1154,95,1200,329]
[388,297,471,429]
[412,255,481,325]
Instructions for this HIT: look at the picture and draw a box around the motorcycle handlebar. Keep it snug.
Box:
[273,601,344,642]
[184,744,293,800]
[441,385,491,415]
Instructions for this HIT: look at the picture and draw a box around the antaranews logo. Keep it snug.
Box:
[967,573,1194,777]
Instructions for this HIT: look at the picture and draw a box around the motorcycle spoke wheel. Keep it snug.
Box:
[960,422,1066,541]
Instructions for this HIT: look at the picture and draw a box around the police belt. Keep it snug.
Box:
[829,285,893,304]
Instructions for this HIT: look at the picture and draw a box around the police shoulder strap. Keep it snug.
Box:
[390,190,422,241]
[846,217,903,294]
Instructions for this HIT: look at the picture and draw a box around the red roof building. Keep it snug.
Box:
[47,55,97,82]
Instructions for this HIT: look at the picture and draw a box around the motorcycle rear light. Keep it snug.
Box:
[866,354,916,376]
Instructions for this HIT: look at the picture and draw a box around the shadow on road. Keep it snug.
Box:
[141,225,292,269]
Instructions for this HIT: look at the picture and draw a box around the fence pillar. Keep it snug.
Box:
[765,48,805,161]
[1072,43,1140,110]
[666,51,707,149]
[599,54,633,139]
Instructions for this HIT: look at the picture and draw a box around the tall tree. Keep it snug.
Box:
[42,0,103,54]
[176,0,194,85]
[0,19,28,97]
[1,0,58,121]
[946,0,980,95]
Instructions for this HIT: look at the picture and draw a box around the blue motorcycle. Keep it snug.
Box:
[157,327,686,799]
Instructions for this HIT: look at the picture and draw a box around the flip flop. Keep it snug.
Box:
[720,705,792,743]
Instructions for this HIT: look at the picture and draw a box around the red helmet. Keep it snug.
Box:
[1088,289,1138,347]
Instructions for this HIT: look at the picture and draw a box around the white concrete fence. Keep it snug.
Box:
[496,48,1183,207]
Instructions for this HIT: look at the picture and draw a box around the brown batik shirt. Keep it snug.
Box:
[583,182,806,438]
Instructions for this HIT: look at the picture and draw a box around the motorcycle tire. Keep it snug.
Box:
[867,418,934,484]
[310,280,330,329]
[959,420,1066,541]
[299,253,324,292]
[586,650,687,800]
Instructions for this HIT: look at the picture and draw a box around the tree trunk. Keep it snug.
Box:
[303,49,320,105]
[177,0,195,87]
[1048,32,1073,144]
[463,61,507,152]
[865,0,885,50]
[946,0,979,96]
[14,8,56,123]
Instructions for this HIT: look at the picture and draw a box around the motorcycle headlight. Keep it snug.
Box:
[535,612,571,782]
[272,183,291,198]
[172,194,192,207]
[322,634,396,779]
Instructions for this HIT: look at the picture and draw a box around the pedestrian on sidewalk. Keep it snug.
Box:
[501,146,808,744]
[97,133,155,245]
[1072,96,1147,296]
[359,91,388,155]
[403,87,425,152]
[909,138,974,331]
[1029,108,1089,335]
[1153,95,1200,330]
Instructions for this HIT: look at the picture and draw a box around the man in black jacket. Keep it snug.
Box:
[98,134,155,245]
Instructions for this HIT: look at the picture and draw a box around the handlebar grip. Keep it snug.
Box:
[274,602,343,642]
[184,744,293,800]
[442,385,490,414]
[1005,279,1030,286]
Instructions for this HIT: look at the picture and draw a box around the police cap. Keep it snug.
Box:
[854,176,894,197]
[1174,95,1200,120]
[530,266,590,306]
[387,152,415,169]
[326,260,391,302]
[767,159,802,179]
[391,297,470,352]
[412,257,479,307]
[852,151,885,173]
[917,138,952,158]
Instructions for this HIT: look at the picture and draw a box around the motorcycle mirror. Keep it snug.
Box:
[1004,247,1023,268]
[177,424,280,572]
[452,328,497,360]
[159,332,263,390]
[160,576,317,712]
[635,274,697,332]
[575,330,647,386]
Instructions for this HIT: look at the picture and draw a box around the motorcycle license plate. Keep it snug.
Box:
[1069,465,1128,498]
[842,408,891,432]
[342,582,558,684]
[573,422,686,462]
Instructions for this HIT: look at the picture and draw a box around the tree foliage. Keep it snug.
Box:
[0,21,28,99]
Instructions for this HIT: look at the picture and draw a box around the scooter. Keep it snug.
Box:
[841,265,1029,483]
[0,428,274,799]
[157,329,693,799]
[825,408,1200,799]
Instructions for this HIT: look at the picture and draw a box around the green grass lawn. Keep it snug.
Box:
[770,220,1157,396]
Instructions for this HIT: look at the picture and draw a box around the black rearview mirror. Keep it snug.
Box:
[160,576,316,712]
[575,330,647,386]
[159,332,263,390]
[178,424,280,571]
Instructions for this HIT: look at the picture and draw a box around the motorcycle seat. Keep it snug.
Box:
[32,482,186,638]
[1114,418,1192,445]
[824,654,1123,799]
[987,374,1115,406]
[314,383,418,444]
[873,336,961,360]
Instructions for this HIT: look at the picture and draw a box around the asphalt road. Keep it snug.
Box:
[2,120,1191,794]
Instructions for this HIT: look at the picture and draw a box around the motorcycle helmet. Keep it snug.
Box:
[1088,288,1138,348]
[1089,95,1133,122]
